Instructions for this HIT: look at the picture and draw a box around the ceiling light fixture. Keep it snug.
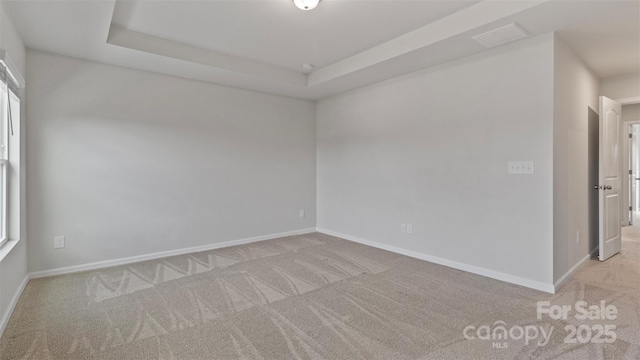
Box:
[293,0,320,11]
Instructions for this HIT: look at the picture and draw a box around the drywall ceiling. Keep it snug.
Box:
[112,0,481,72]
[3,0,639,100]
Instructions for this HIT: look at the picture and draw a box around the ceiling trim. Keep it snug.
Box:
[307,0,551,87]
[107,0,554,91]
[107,25,308,87]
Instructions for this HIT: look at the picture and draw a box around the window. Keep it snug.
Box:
[0,52,22,248]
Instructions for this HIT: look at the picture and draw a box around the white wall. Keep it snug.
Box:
[622,104,640,122]
[600,73,640,101]
[0,2,28,331]
[26,50,316,273]
[552,36,599,284]
[0,5,24,76]
[317,34,555,289]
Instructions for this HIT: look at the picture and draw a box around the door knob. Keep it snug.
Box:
[604,185,612,190]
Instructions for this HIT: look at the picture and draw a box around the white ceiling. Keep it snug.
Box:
[113,0,481,72]
[4,0,639,100]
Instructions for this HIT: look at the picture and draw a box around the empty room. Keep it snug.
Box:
[0,0,638,359]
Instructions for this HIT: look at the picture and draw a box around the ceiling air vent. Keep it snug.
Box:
[472,23,530,48]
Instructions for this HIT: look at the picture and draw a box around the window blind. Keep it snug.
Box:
[0,65,20,99]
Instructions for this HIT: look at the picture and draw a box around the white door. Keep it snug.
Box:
[636,128,640,217]
[630,127,638,224]
[599,96,622,261]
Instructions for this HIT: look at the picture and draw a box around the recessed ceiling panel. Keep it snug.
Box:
[112,0,481,71]
[472,23,529,48]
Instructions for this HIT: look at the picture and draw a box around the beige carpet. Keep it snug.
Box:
[0,230,638,359]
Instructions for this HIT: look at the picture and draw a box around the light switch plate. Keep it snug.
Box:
[508,161,534,175]
[54,236,65,249]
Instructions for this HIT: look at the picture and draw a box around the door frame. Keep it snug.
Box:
[621,119,640,226]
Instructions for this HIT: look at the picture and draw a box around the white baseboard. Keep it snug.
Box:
[553,248,598,292]
[0,273,30,338]
[30,228,317,279]
[317,228,556,294]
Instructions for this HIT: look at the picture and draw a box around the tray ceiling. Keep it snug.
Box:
[4,0,639,99]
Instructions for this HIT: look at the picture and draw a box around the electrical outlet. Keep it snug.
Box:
[400,223,406,233]
[508,161,534,175]
[406,224,412,234]
[54,236,65,249]
[576,231,580,244]
[299,209,305,218]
